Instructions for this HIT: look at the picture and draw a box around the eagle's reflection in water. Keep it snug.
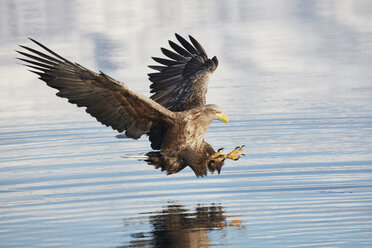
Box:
[123,204,245,248]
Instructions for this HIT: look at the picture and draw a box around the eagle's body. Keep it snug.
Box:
[18,34,241,177]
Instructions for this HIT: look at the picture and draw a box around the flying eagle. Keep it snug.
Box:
[17,34,244,177]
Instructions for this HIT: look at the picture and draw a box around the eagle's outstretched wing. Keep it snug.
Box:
[17,38,175,139]
[148,33,218,111]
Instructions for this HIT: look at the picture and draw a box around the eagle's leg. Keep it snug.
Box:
[224,145,245,161]
[210,148,224,160]
[210,145,245,162]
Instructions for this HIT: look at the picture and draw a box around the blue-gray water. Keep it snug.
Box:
[1,1,372,247]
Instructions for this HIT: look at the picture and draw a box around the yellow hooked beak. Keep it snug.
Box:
[215,112,229,124]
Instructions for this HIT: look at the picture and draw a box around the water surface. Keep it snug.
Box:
[1,1,372,247]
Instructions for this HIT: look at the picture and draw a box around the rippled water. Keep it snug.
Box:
[1,1,372,247]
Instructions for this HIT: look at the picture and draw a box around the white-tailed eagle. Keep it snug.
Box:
[17,34,244,177]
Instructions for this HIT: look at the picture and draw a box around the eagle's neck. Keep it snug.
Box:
[183,110,213,149]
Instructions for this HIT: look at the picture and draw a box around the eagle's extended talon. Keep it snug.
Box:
[211,145,244,162]
[224,145,245,161]
[211,148,224,160]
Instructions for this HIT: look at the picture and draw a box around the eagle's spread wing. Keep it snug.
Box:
[148,33,218,111]
[17,38,175,139]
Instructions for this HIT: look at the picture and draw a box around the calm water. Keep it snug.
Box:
[1,1,372,247]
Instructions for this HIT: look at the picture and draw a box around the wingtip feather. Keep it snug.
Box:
[189,35,207,56]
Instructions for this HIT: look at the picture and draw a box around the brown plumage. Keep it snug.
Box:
[17,34,229,177]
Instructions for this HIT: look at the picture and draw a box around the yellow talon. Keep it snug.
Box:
[210,145,245,162]
[211,148,224,160]
[224,145,245,161]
